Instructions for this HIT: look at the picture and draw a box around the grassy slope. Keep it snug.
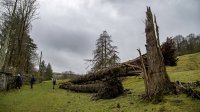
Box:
[0,52,200,112]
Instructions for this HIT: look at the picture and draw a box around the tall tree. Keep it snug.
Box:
[23,35,38,73]
[45,63,53,80]
[38,51,42,75]
[15,0,38,73]
[39,60,46,80]
[0,0,19,71]
[0,0,38,74]
[88,31,120,72]
[144,7,171,102]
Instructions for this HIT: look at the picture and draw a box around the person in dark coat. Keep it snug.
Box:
[30,75,36,89]
[52,77,56,89]
[15,74,22,89]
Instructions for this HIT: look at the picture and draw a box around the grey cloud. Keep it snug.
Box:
[30,0,200,74]
[42,28,93,55]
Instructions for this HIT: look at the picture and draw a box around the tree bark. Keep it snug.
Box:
[144,7,171,101]
[0,0,18,72]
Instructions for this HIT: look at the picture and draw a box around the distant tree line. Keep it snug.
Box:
[160,33,200,66]
[173,33,200,56]
[61,71,80,79]
[49,71,80,80]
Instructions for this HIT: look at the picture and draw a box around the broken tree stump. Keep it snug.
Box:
[142,7,172,102]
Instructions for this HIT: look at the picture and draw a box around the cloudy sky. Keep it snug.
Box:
[30,0,200,74]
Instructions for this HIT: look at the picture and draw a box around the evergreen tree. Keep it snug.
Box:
[39,60,46,80]
[89,31,120,72]
[161,37,178,66]
[45,63,53,80]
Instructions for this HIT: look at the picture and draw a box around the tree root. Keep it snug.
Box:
[174,81,200,100]
[59,76,124,100]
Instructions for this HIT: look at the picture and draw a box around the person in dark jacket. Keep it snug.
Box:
[52,77,56,89]
[30,75,36,89]
[15,74,22,89]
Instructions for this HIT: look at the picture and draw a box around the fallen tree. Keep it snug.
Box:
[60,83,103,93]
[59,76,124,100]
[59,7,200,101]
[92,76,124,100]
[59,56,144,99]
[69,55,146,84]
[70,65,141,84]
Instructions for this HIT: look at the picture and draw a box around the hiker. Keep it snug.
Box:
[52,77,56,89]
[15,74,22,89]
[30,75,36,89]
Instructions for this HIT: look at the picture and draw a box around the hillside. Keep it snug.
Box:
[0,53,200,112]
[167,52,200,82]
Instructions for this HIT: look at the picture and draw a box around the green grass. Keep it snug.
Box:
[167,52,200,72]
[167,52,200,82]
[0,52,200,112]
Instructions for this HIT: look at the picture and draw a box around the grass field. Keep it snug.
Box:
[0,52,200,112]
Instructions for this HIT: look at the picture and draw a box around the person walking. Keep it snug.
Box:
[30,75,36,89]
[52,77,56,90]
[15,74,22,90]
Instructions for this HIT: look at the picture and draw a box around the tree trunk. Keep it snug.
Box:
[0,0,18,72]
[69,63,141,84]
[144,7,171,101]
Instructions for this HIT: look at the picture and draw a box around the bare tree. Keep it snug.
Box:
[0,0,18,71]
[0,0,38,74]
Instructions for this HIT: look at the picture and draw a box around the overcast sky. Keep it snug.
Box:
[30,0,200,74]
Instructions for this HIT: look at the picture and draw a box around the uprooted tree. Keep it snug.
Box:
[60,56,144,99]
[60,6,200,101]
[60,31,145,99]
